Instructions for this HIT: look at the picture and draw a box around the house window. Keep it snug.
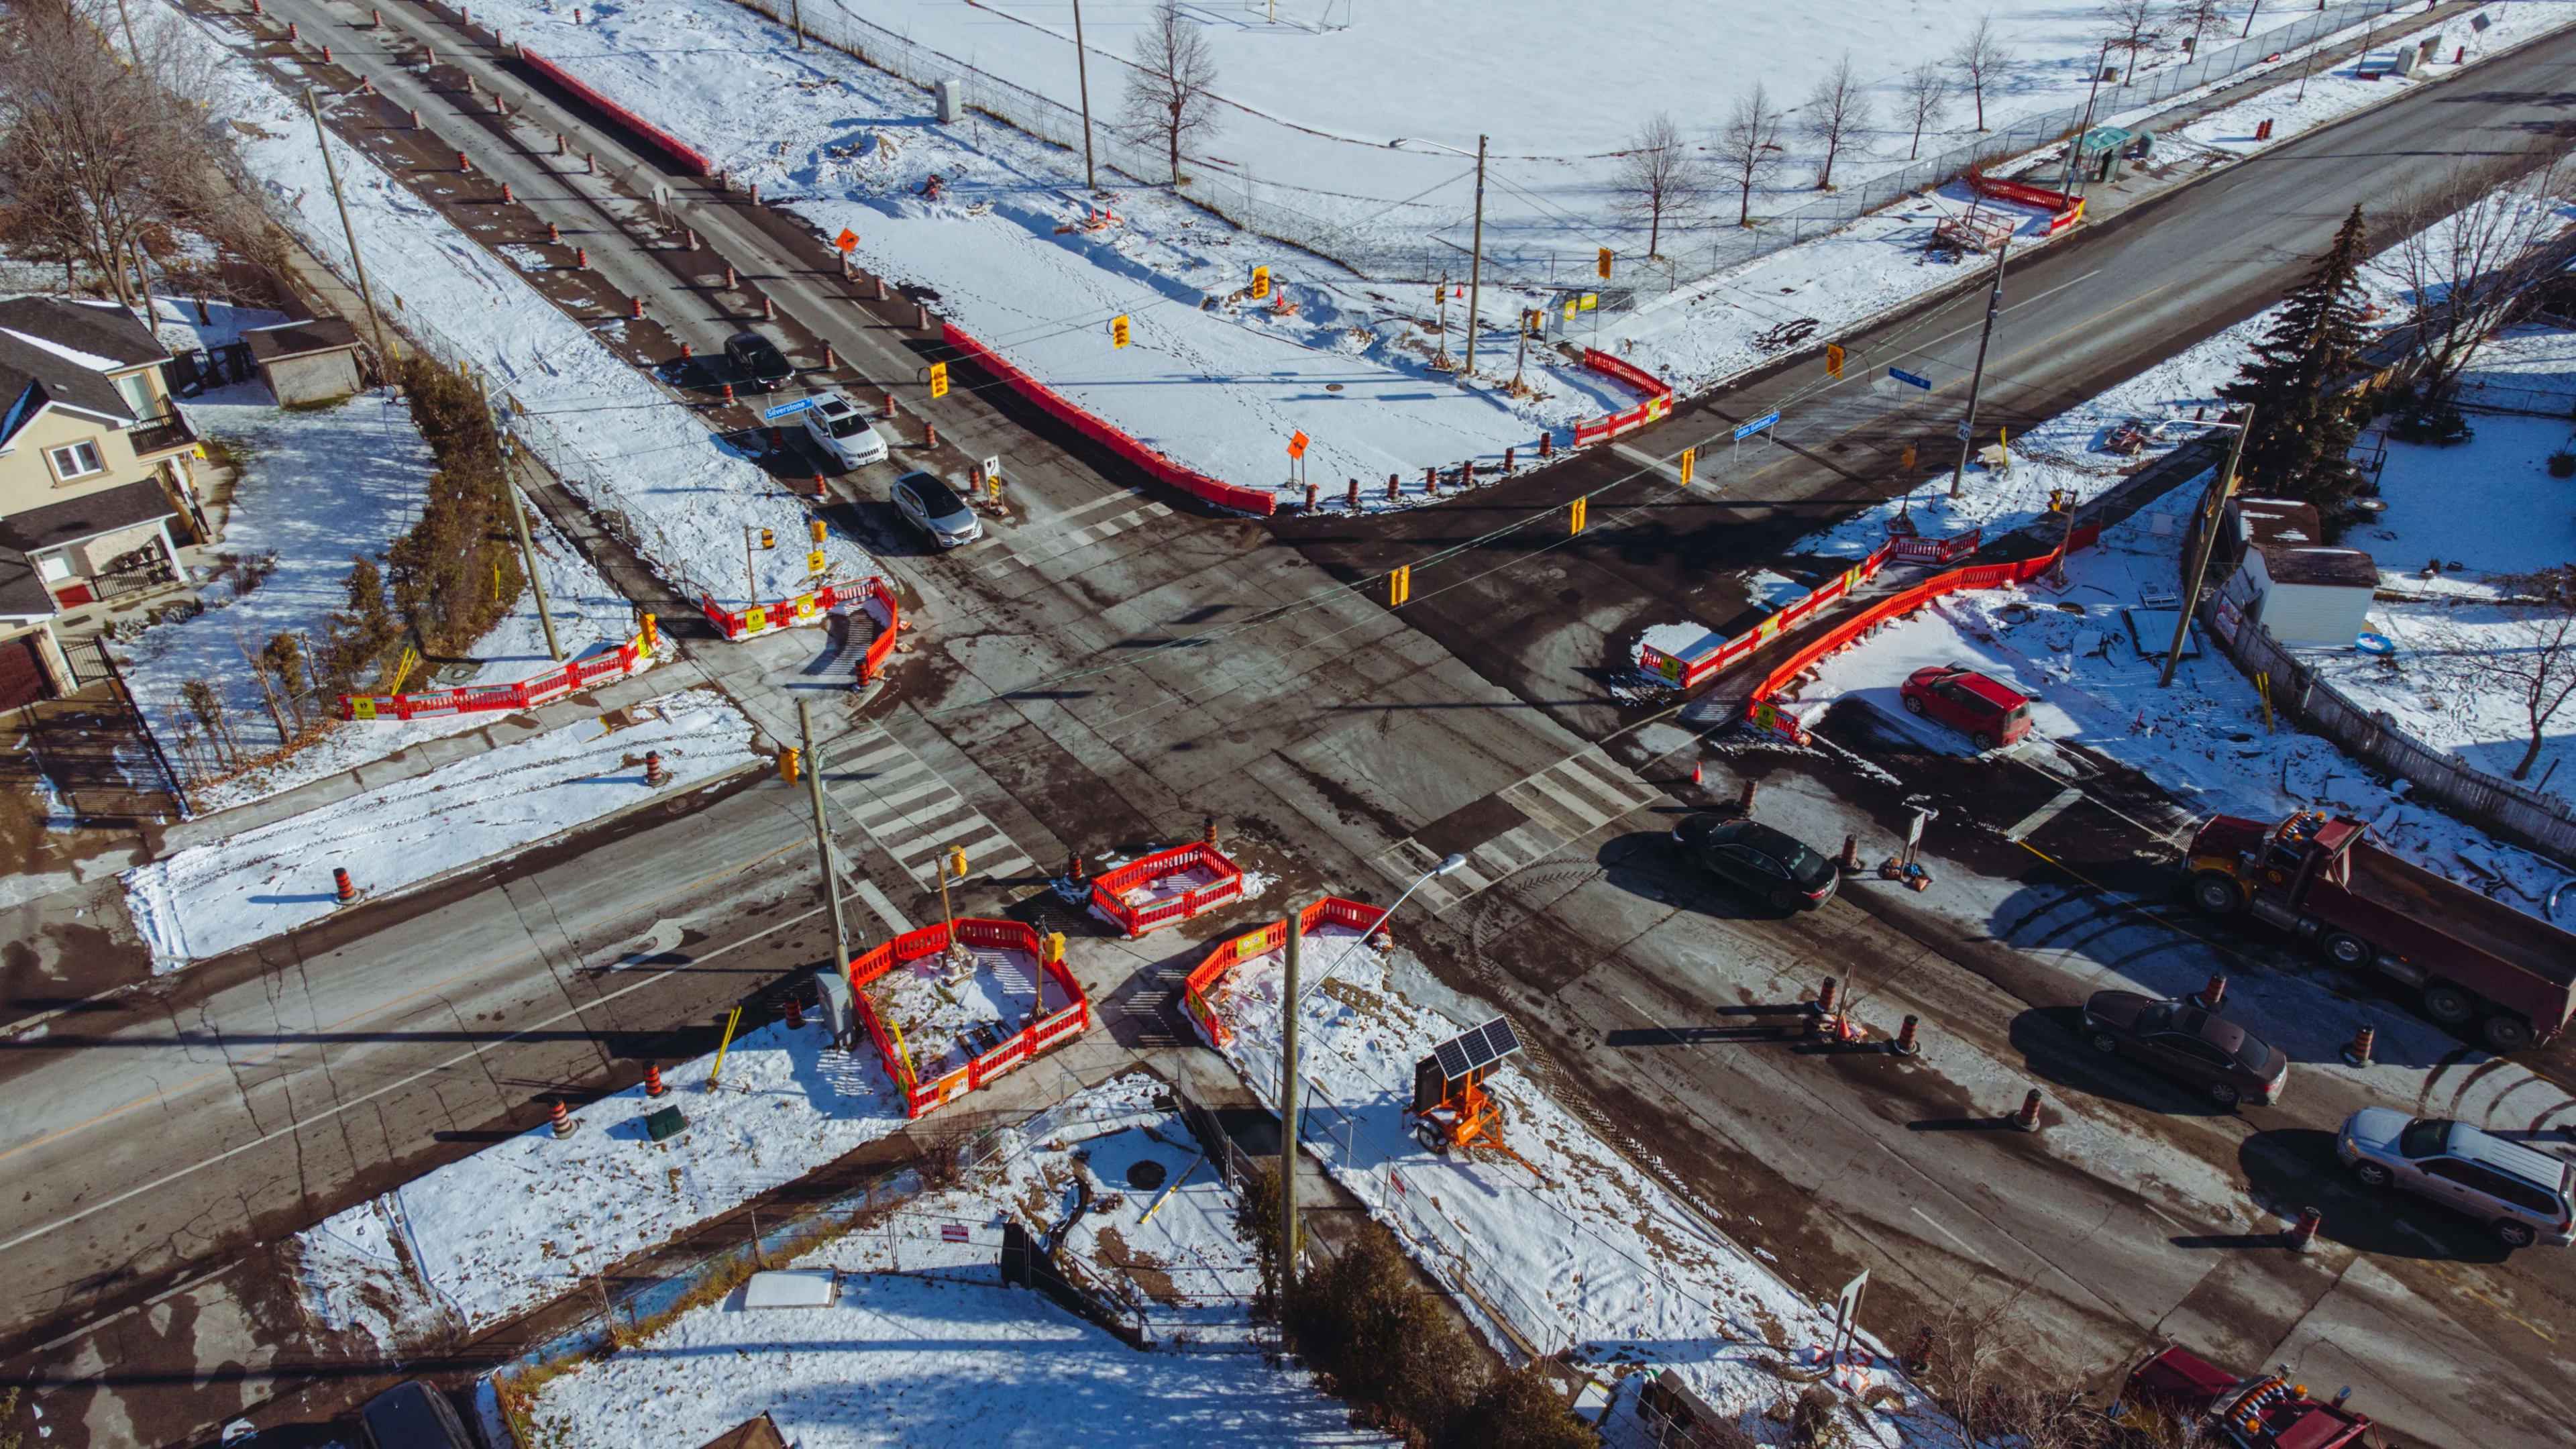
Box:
[115,371,162,423]
[35,554,71,584]
[48,440,105,482]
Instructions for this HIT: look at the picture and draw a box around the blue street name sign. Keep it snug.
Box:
[1733,411,1780,441]
[1888,367,1931,390]
[762,397,816,421]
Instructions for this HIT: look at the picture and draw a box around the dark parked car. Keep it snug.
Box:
[2080,991,2288,1107]
[724,331,794,392]
[358,1381,473,1449]
[1899,665,2033,749]
[1671,814,1837,911]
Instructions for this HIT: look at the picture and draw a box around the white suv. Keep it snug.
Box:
[802,392,889,470]
[2339,1108,2575,1248]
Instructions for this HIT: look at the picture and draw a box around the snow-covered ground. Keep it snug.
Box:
[508,1074,1375,1447]
[144,0,875,605]
[120,688,758,965]
[1203,923,1943,1437]
[111,383,636,813]
[301,1007,911,1340]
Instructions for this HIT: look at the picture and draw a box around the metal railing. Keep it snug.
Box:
[127,414,199,457]
[730,0,2413,287]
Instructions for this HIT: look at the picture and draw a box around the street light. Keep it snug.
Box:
[1391,137,1489,379]
[1277,850,1464,1295]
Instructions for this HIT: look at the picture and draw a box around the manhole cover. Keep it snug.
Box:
[433,661,479,685]
[1126,1159,1167,1191]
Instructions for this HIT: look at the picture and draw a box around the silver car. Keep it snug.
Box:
[891,470,982,549]
[2337,1107,2575,1248]
[801,392,888,469]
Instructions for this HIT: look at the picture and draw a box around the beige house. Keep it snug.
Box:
[0,296,205,709]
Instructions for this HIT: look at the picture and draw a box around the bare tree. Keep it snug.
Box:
[2168,0,2233,50]
[1900,62,1951,160]
[1715,83,1786,227]
[2426,571,2576,783]
[1612,112,1707,258]
[1119,0,1220,185]
[2100,0,2166,83]
[2373,146,2576,431]
[1805,54,1872,190]
[1952,16,2009,130]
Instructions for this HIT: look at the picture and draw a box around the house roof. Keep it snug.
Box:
[2259,545,2379,588]
[243,317,359,363]
[2234,497,2324,551]
[0,545,55,619]
[0,297,164,370]
[0,336,136,450]
[0,478,176,556]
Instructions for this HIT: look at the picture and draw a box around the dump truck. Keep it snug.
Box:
[2110,1346,2379,1448]
[2186,810,2576,1053]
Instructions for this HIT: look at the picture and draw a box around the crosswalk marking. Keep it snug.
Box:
[975,500,1173,578]
[1374,748,1663,914]
[825,724,1036,885]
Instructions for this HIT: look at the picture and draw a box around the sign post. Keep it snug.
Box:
[1732,410,1779,470]
[927,361,949,400]
[1825,343,1844,379]
[1831,1271,1869,1366]
[1887,366,1931,391]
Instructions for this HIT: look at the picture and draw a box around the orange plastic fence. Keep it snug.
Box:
[1089,841,1246,938]
[700,576,893,648]
[1746,525,2100,708]
[1967,166,2084,237]
[341,627,653,721]
[844,917,1091,1119]
[1571,347,1674,447]
[1638,545,1895,690]
[1179,896,1391,1049]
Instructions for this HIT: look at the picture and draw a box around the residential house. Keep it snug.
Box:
[2216,496,2380,649]
[0,296,206,709]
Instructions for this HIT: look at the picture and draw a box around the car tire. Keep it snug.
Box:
[2481,1014,2536,1053]
[1768,888,1797,912]
[2422,981,2477,1026]
[2088,1030,2119,1054]
[1902,694,1926,716]
[2207,1081,2239,1107]
[2496,1218,2538,1250]
[2353,1161,2392,1189]
[1971,731,1996,751]
[2190,873,2244,915]
[2320,931,2373,969]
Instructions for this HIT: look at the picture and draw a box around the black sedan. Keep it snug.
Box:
[2080,991,2289,1107]
[1671,814,1837,911]
[724,331,794,392]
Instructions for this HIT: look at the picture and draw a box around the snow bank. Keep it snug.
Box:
[301,1012,910,1335]
[145,1,873,606]
[121,688,757,965]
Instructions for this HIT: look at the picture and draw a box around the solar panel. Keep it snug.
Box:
[1429,1014,1521,1085]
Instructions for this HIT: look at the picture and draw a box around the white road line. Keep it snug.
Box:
[2005,786,2088,843]
[1911,1205,1999,1269]
[850,876,914,934]
[1612,442,1684,482]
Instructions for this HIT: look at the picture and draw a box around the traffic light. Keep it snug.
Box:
[779,747,801,784]
[1900,443,1917,469]
[810,518,827,545]
[1676,448,1695,487]
[1825,343,1845,379]
[947,845,969,879]
[1250,266,1270,300]
[928,361,949,399]
[1570,496,1589,533]
[759,528,775,549]
[1524,309,1543,335]
[1110,315,1130,348]
[1387,564,1411,606]
[1597,247,1613,280]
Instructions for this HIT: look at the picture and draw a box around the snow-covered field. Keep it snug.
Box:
[111,383,637,813]
[510,1074,1375,1447]
[301,1007,910,1340]
[1203,924,1943,1436]
[120,688,757,965]
[145,0,874,605]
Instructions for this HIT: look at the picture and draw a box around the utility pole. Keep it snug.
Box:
[1462,134,1488,379]
[799,698,853,981]
[1947,233,2012,499]
[2059,43,2111,197]
[790,0,804,50]
[505,480,564,661]
[744,525,759,610]
[2161,408,2252,688]
[1511,310,1532,394]
[1071,0,1097,193]
[304,89,392,372]
[1277,908,1303,1295]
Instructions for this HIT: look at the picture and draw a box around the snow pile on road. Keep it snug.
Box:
[121,688,758,966]
[112,385,635,813]
[300,1012,910,1337]
[513,1075,1368,1448]
[1204,924,1945,1439]
[146,1,871,604]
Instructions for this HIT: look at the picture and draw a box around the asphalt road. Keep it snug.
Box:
[8,5,2576,1446]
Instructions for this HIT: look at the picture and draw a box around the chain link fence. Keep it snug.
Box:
[742,0,2414,288]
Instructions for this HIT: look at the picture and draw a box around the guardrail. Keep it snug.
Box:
[845,918,1090,1120]
[1089,842,1246,938]
[1570,349,1673,447]
[1179,897,1389,1049]
[339,624,655,721]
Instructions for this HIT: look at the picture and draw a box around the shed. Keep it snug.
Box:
[241,317,362,404]
[2227,529,2378,650]
[692,1413,789,1449]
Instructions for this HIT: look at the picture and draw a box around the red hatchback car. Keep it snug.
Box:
[1899,665,2033,749]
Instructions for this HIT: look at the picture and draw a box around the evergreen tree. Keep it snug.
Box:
[2217,204,2372,520]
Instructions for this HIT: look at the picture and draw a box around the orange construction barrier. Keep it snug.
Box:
[1179,897,1389,1049]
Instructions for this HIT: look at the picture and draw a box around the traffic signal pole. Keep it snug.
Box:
[798,698,853,983]
[1948,234,2012,499]
[1277,909,1303,1295]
